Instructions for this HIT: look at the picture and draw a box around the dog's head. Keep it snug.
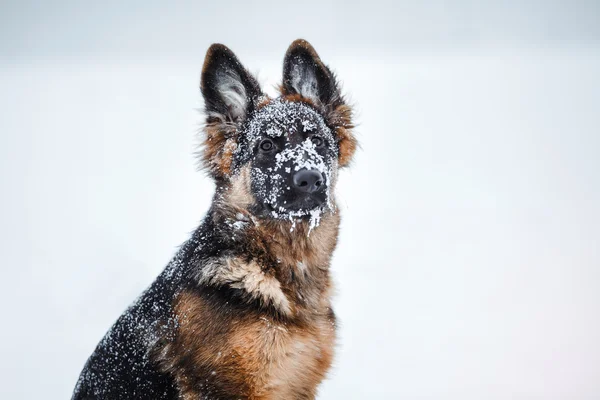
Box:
[200,40,356,226]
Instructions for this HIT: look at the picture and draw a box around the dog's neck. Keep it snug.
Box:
[213,182,340,264]
[214,166,340,267]
[204,183,340,319]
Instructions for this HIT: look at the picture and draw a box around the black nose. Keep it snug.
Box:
[292,169,324,193]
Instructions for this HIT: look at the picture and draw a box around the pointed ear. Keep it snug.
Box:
[281,39,342,108]
[201,44,263,123]
[282,39,357,167]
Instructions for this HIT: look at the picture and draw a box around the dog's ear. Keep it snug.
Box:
[282,39,357,167]
[281,39,342,108]
[201,44,263,123]
[200,44,264,179]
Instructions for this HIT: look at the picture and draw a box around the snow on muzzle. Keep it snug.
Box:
[251,138,335,219]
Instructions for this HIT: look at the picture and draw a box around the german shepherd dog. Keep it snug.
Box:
[72,39,356,400]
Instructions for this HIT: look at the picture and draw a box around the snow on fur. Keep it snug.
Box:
[242,98,338,233]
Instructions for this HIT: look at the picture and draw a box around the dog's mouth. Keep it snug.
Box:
[263,194,325,216]
[282,196,323,211]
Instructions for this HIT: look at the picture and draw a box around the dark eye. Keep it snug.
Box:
[259,139,274,152]
[311,136,324,147]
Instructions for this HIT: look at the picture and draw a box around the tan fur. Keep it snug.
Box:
[228,313,335,399]
[164,289,335,400]
[202,121,238,178]
[328,104,357,167]
[161,292,252,397]
[194,257,293,316]
[223,165,254,209]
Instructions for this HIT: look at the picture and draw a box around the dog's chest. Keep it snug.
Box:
[168,289,336,399]
[230,315,336,399]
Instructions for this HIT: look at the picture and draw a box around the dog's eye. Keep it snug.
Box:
[259,139,274,152]
[311,136,324,147]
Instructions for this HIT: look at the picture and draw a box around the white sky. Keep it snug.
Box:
[1,1,599,399]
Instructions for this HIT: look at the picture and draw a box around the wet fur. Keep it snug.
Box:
[72,39,355,400]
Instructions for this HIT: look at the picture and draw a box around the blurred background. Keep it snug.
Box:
[1,1,599,398]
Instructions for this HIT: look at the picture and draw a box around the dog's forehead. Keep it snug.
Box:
[245,99,333,142]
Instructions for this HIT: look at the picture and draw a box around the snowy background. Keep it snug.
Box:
[1,1,599,399]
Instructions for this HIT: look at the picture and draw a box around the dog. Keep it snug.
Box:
[72,39,357,400]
